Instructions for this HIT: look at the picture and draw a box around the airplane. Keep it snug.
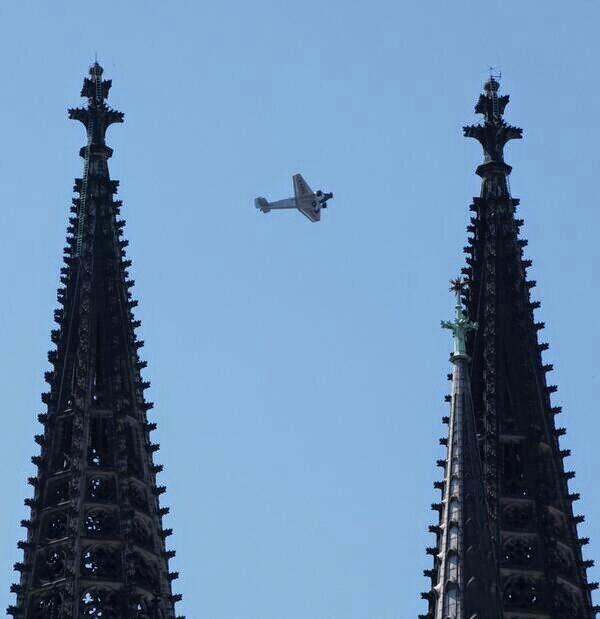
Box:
[255,173,333,222]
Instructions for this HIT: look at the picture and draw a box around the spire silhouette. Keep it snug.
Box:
[419,80,598,618]
[7,64,183,619]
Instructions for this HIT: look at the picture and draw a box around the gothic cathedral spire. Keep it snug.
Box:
[421,77,598,618]
[7,63,182,619]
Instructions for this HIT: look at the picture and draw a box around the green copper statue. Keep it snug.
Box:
[441,278,477,358]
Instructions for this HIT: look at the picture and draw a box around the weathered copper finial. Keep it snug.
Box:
[442,277,477,358]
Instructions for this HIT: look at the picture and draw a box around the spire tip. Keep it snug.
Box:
[89,60,103,78]
[484,66,501,93]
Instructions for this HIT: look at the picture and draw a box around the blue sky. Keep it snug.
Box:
[0,1,599,617]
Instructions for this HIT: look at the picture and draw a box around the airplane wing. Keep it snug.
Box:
[298,204,321,222]
[293,173,313,200]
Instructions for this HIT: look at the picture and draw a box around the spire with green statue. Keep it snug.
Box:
[440,278,477,359]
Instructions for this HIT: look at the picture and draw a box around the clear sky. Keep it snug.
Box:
[0,1,599,617]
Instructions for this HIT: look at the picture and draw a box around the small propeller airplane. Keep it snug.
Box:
[255,174,333,222]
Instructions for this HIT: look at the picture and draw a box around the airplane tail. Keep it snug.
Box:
[254,197,270,213]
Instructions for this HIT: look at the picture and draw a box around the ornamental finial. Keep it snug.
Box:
[449,277,465,295]
[67,63,124,148]
[463,75,522,181]
[441,278,477,358]
[483,66,501,98]
[82,61,109,105]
